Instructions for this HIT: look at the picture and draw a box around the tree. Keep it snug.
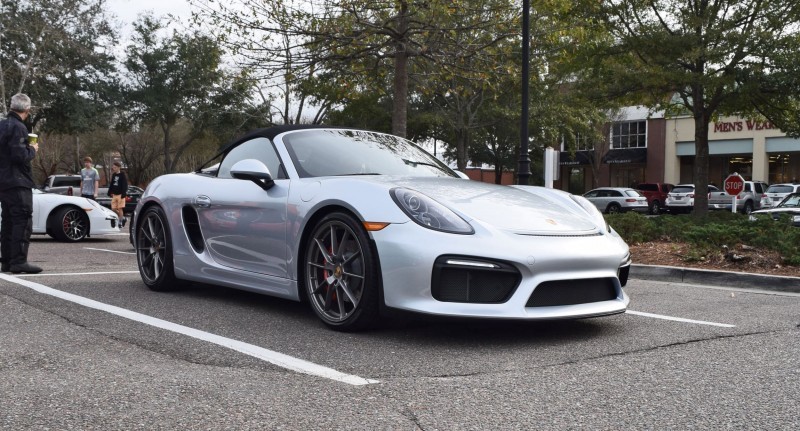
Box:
[122,15,256,174]
[0,0,117,132]
[576,0,800,217]
[189,0,519,138]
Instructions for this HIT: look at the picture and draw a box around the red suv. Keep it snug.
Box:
[635,183,675,214]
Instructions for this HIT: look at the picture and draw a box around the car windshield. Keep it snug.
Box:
[778,195,800,208]
[282,129,457,179]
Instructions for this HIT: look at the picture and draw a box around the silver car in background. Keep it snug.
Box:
[582,187,649,214]
[133,126,631,331]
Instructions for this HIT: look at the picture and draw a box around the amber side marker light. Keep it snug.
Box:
[363,221,390,231]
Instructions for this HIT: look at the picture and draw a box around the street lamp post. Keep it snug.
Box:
[517,0,531,185]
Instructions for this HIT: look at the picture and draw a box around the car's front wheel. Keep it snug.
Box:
[47,206,89,242]
[606,203,621,214]
[304,212,380,331]
[136,206,181,291]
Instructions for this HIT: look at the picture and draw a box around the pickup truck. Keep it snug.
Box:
[708,180,770,214]
[41,175,82,196]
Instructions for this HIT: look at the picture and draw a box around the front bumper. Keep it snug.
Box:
[371,221,630,319]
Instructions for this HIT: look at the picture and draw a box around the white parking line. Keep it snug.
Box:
[0,274,379,386]
[626,310,736,328]
[15,271,139,277]
[84,247,135,255]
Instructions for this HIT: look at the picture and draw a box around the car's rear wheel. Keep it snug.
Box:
[649,200,661,215]
[606,203,621,214]
[136,206,181,291]
[304,212,379,331]
[743,201,754,214]
[47,206,89,242]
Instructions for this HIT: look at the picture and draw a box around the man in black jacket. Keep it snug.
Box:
[0,93,42,274]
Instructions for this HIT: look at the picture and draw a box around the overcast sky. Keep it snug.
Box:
[106,0,193,33]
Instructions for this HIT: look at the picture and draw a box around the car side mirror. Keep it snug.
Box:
[230,159,275,191]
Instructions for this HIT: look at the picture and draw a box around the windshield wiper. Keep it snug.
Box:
[402,159,445,170]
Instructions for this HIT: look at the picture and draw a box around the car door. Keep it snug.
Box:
[195,137,291,278]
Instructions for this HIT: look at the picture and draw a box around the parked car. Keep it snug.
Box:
[708,180,769,214]
[0,189,120,242]
[762,183,800,209]
[97,185,144,214]
[665,184,720,214]
[749,193,800,227]
[582,187,649,214]
[635,182,674,214]
[132,125,632,331]
[40,174,82,196]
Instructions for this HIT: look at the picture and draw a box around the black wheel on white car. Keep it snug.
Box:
[304,212,380,331]
[136,206,181,291]
[743,201,754,214]
[606,203,621,214]
[48,206,89,242]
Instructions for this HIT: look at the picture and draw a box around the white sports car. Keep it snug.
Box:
[23,189,121,241]
[133,126,631,331]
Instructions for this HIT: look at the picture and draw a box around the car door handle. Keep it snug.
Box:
[194,195,212,208]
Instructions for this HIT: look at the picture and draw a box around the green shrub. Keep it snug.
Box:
[604,210,800,267]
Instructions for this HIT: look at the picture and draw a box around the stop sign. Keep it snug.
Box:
[724,173,745,195]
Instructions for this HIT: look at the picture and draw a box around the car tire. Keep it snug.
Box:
[743,201,754,215]
[649,200,661,215]
[606,203,621,214]
[304,212,380,331]
[136,206,182,291]
[47,206,89,242]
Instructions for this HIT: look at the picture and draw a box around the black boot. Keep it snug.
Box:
[10,263,43,274]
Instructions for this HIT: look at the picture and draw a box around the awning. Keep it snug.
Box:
[602,148,647,164]
[559,151,594,166]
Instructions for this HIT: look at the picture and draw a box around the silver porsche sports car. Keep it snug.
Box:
[133,126,630,331]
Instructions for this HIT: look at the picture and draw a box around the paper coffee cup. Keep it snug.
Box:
[28,134,38,144]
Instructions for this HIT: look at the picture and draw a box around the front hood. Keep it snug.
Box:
[752,208,800,215]
[360,177,600,234]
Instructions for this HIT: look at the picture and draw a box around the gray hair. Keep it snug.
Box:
[10,93,31,112]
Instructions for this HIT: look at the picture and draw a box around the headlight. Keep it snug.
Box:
[570,194,610,233]
[390,188,473,234]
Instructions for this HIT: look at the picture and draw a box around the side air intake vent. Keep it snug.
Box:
[182,206,205,253]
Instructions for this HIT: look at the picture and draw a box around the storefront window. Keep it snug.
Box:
[610,166,645,188]
[568,168,585,194]
[769,153,800,184]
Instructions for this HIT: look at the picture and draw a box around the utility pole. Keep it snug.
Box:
[517,0,532,185]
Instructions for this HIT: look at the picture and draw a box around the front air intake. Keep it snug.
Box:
[431,256,521,303]
[526,278,618,307]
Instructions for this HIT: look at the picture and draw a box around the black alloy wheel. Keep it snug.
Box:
[304,212,379,331]
[136,206,181,291]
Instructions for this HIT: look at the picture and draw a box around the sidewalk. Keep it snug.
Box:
[630,264,800,294]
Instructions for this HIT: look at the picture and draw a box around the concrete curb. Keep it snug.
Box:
[630,264,800,294]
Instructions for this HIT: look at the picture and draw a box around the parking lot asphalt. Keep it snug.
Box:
[631,264,800,294]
